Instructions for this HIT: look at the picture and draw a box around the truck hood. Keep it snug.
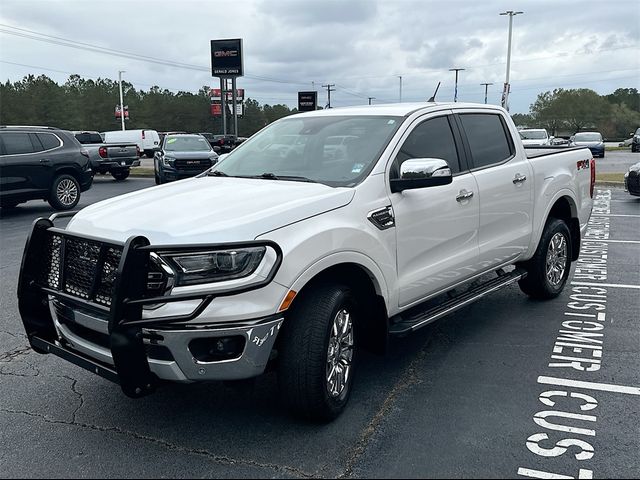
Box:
[67,177,355,244]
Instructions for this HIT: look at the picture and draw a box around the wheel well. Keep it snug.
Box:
[548,196,580,261]
[287,263,388,355]
[53,168,81,183]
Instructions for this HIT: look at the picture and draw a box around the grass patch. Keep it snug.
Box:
[605,146,631,151]
[596,173,624,183]
[130,167,155,177]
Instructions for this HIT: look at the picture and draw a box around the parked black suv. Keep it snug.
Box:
[154,134,219,184]
[0,126,94,210]
[631,128,640,153]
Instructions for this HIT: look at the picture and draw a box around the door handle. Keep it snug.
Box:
[513,173,527,184]
[40,159,51,164]
[456,189,474,202]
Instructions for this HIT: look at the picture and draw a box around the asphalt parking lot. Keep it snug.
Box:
[0,178,638,478]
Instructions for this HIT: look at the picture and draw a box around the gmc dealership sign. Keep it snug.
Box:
[210,39,244,76]
[298,91,317,112]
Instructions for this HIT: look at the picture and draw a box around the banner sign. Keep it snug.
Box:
[211,39,244,77]
[298,91,317,112]
[115,105,129,119]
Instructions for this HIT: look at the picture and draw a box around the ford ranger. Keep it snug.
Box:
[18,103,595,421]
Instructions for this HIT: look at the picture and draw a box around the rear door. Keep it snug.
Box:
[0,131,51,197]
[455,110,533,268]
[390,112,480,308]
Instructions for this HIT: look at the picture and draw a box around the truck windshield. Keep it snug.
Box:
[213,115,402,187]
[165,136,212,152]
[519,130,547,140]
[75,133,103,144]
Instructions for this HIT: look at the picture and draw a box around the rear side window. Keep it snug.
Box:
[37,133,62,150]
[393,116,461,176]
[459,114,514,169]
[0,132,36,155]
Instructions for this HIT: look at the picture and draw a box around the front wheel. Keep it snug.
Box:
[49,174,80,210]
[519,218,572,299]
[278,283,357,421]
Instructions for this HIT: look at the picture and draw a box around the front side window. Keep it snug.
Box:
[0,132,36,155]
[459,114,513,169]
[392,116,461,177]
[214,115,402,187]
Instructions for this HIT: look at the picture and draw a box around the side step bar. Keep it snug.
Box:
[389,267,527,336]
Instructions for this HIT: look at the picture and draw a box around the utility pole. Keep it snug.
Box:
[368,97,376,105]
[500,10,523,111]
[480,82,493,104]
[322,83,335,108]
[118,70,126,131]
[398,76,403,102]
[449,68,465,102]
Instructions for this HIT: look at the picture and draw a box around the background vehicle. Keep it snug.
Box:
[104,129,161,158]
[199,132,216,147]
[17,103,594,421]
[624,161,640,196]
[212,134,237,153]
[73,130,139,181]
[154,133,219,184]
[519,128,550,146]
[0,126,93,210]
[550,136,570,146]
[631,128,640,152]
[570,131,605,157]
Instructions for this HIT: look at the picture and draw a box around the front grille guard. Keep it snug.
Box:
[17,212,283,398]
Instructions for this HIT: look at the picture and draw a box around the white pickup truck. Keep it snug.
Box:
[18,103,595,421]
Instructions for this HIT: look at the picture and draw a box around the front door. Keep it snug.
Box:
[390,113,480,308]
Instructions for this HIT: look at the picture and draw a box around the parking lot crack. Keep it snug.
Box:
[336,346,429,479]
[61,375,84,423]
[0,346,32,363]
[0,407,315,478]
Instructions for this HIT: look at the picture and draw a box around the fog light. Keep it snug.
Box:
[189,336,245,362]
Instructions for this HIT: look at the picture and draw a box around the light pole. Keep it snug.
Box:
[368,97,376,105]
[481,82,493,104]
[398,75,402,102]
[118,70,126,131]
[499,10,523,111]
[449,68,465,102]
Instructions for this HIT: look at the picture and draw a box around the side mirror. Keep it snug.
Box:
[390,158,453,193]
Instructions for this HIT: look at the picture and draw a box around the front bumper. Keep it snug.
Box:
[17,213,283,398]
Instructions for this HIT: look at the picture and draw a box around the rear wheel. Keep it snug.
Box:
[154,170,163,185]
[519,218,572,299]
[278,283,357,421]
[112,169,130,181]
[49,174,80,210]
[144,149,154,158]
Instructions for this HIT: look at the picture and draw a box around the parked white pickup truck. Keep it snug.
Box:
[18,103,595,421]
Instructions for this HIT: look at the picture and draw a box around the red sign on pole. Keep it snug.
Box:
[115,105,129,119]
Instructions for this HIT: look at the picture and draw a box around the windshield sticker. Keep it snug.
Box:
[387,119,396,125]
[167,138,177,144]
[352,163,364,173]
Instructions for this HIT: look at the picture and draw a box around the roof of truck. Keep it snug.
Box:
[293,102,505,118]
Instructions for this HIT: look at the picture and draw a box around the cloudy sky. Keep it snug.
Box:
[0,0,638,113]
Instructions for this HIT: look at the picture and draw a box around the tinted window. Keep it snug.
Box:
[75,133,102,144]
[459,114,513,168]
[37,133,61,150]
[0,132,36,155]
[392,116,461,177]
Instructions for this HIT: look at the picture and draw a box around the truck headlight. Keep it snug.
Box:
[162,246,270,286]
[162,156,175,167]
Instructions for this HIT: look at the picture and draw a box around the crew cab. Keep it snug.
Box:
[73,131,140,181]
[18,103,595,421]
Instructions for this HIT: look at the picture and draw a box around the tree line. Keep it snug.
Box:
[1,74,638,140]
[512,87,639,139]
[0,74,297,136]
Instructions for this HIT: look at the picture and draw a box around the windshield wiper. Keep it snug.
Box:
[253,172,317,183]
[207,170,228,177]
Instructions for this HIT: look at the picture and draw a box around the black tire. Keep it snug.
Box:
[519,218,572,299]
[144,149,154,158]
[154,170,163,185]
[278,283,358,421]
[112,169,130,181]
[48,174,80,210]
